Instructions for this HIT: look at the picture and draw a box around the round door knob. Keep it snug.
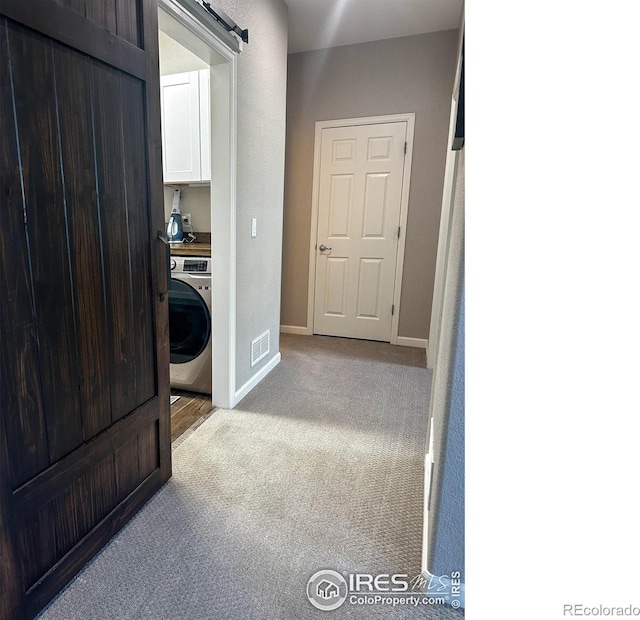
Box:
[319,244,331,252]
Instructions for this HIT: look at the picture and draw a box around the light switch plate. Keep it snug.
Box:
[251,218,257,238]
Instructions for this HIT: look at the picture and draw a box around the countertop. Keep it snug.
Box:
[170,233,211,257]
[170,242,211,257]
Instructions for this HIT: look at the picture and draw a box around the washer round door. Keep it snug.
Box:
[168,279,211,364]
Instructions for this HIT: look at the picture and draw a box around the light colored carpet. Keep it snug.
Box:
[39,334,463,619]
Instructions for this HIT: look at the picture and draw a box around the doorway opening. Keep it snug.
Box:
[158,0,238,411]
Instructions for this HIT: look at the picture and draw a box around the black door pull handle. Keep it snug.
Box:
[157,231,170,301]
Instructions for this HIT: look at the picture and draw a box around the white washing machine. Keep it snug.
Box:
[169,256,212,394]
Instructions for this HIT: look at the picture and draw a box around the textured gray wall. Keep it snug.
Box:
[428,147,464,578]
[432,283,464,579]
[282,31,458,338]
[213,0,288,389]
[159,30,208,75]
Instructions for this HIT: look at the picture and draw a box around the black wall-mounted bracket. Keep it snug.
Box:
[200,1,249,44]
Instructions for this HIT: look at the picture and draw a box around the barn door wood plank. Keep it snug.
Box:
[52,42,113,440]
[85,0,116,35]
[121,73,157,408]
[91,61,137,423]
[0,18,50,488]
[115,0,141,47]
[6,21,84,466]
[141,0,173,482]
[1,0,146,80]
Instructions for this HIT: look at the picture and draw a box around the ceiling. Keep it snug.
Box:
[284,0,463,54]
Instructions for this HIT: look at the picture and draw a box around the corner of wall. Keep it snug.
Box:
[426,146,464,580]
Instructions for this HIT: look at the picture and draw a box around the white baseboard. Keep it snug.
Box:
[280,325,312,336]
[396,337,428,349]
[281,329,427,350]
[234,353,281,405]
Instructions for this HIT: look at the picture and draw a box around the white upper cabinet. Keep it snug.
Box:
[160,69,210,184]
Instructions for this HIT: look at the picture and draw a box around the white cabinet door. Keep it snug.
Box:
[160,71,201,183]
[198,69,211,182]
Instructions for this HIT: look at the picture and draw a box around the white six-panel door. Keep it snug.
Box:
[313,122,407,341]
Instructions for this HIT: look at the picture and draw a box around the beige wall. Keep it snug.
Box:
[163,186,210,233]
[282,30,458,339]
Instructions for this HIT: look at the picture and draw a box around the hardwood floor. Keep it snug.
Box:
[170,390,215,443]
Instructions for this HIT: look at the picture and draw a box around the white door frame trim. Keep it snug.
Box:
[306,113,416,344]
[158,0,238,408]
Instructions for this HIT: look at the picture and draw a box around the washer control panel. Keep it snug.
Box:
[170,256,211,275]
[184,260,208,272]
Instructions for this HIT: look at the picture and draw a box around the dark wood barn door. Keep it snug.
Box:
[0,1,170,618]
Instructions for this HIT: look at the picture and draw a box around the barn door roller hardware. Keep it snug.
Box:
[200,1,249,43]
